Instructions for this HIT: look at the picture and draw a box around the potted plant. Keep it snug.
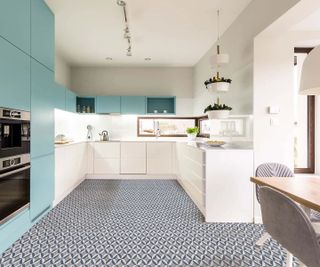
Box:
[204,98,232,119]
[186,127,199,141]
[204,72,232,92]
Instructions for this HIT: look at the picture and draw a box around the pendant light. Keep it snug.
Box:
[204,10,231,92]
[210,10,229,66]
[300,45,320,95]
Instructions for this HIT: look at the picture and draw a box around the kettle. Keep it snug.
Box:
[99,130,109,141]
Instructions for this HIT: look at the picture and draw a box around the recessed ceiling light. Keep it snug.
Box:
[145,57,152,61]
[105,57,113,61]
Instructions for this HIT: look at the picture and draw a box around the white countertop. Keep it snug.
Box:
[55,138,253,150]
[183,141,253,151]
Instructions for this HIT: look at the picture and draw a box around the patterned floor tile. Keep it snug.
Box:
[0,180,299,266]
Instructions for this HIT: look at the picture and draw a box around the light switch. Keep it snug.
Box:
[268,106,280,114]
[270,118,280,126]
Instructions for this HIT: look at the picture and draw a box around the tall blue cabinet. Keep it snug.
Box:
[0,0,57,253]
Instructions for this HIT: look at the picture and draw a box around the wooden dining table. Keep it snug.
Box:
[250,176,320,212]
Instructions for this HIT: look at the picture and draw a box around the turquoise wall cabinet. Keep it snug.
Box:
[31,59,55,158]
[96,96,121,114]
[31,0,54,70]
[0,0,30,54]
[66,89,77,113]
[0,37,30,111]
[30,153,54,220]
[121,96,146,115]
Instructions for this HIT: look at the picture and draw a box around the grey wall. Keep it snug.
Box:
[193,0,300,116]
[70,66,193,98]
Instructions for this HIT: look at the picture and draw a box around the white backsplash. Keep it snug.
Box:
[55,109,138,142]
[55,109,253,142]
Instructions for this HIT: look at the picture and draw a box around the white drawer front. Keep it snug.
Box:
[94,158,120,174]
[147,142,172,158]
[94,143,120,159]
[121,142,146,158]
[147,158,172,174]
[121,158,146,174]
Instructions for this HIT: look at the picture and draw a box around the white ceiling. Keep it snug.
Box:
[46,0,252,67]
[291,7,320,32]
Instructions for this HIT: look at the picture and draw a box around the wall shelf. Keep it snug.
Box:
[146,97,176,115]
[76,97,95,113]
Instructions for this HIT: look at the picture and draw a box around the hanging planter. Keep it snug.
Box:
[204,72,232,92]
[206,110,230,119]
[204,98,232,119]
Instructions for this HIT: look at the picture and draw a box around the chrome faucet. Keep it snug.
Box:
[154,121,161,138]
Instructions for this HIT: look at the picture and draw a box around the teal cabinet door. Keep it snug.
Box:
[52,83,66,111]
[0,38,30,111]
[66,89,77,113]
[31,59,55,158]
[30,153,54,220]
[96,96,121,114]
[0,0,30,54]
[0,209,31,254]
[121,96,146,115]
[31,0,54,70]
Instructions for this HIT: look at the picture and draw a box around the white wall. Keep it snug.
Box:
[55,53,71,88]
[192,0,300,116]
[70,66,194,116]
[254,34,295,168]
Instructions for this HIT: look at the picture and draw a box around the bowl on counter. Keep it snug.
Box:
[204,140,226,147]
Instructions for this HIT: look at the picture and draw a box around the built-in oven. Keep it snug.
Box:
[0,154,30,225]
[0,107,30,158]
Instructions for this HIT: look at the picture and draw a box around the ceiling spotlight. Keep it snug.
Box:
[105,57,113,60]
[144,57,152,61]
[117,0,126,6]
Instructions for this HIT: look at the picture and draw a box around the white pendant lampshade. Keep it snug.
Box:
[210,53,230,65]
[300,45,320,95]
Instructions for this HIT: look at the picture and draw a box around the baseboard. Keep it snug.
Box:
[254,216,262,224]
[85,173,177,180]
[53,176,86,207]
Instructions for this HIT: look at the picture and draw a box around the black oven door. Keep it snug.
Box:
[0,165,30,225]
[0,119,30,158]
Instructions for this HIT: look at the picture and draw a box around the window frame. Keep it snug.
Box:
[197,116,210,138]
[137,116,198,137]
[294,47,315,174]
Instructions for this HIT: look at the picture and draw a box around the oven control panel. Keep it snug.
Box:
[0,154,30,171]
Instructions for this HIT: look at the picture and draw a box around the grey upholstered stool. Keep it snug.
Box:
[260,186,320,267]
[255,163,294,247]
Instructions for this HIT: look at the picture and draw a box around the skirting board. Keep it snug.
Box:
[86,174,177,180]
[53,176,86,207]
[254,216,262,224]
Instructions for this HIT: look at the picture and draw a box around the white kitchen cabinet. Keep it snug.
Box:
[55,142,87,205]
[175,142,254,223]
[93,142,121,174]
[94,142,120,158]
[175,143,206,213]
[121,142,146,174]
[147,142,173,174]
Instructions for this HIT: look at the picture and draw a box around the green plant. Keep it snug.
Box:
[204,72,232,88]
[204,99,232,113]
[186,127,199,135]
